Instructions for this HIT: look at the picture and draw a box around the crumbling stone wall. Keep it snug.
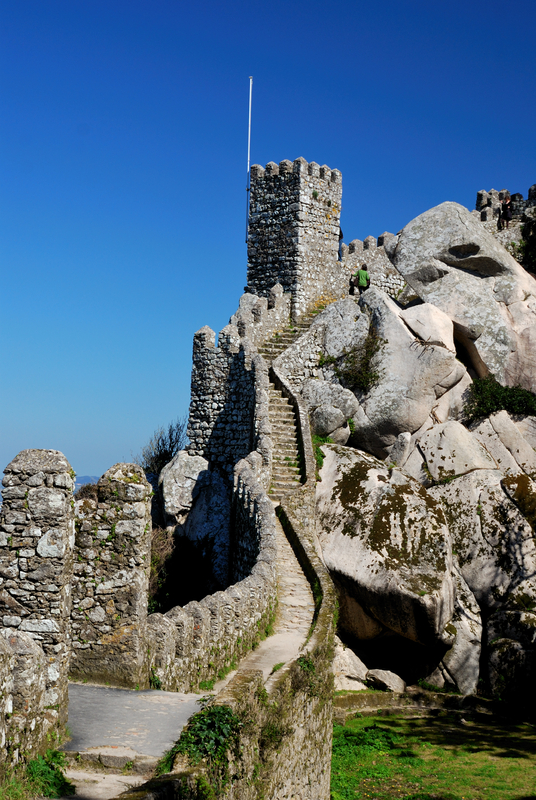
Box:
[229,283,291,349]
[476,182,536,220]
[0,449,74,731]
[70,463,152,688]
[0,629,49,765]
[187,324,258,468]
[247,157,347,320]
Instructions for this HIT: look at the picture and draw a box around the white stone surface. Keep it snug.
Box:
[419,420,496,480]
[400,303,455,351]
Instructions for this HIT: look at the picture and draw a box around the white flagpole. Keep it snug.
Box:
[245,76,253,244]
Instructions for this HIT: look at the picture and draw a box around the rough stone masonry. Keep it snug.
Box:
[0,449,75,728]
[247,157,346,319]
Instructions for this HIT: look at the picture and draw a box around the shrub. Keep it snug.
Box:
[25,750,74,798]
[133,415,188,475]
[336,327,382,392]
[312,434,333,477]
[157,703,242,791]
[74,482,98,500]
[463,374,536,421]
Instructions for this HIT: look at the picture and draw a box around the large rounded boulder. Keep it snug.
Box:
[316,445,454,647]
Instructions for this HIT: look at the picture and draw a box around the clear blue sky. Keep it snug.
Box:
[2,0,535,477]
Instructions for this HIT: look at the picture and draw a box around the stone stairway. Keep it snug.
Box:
[257,316,313,363]
[268,385,302,504]
[258,315,318,505]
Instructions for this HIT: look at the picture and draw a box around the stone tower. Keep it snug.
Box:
[247,157,346,320]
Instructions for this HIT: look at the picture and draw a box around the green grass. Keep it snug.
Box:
[331,713,536,800]
[0,750,75,800]
[312,434,333,477]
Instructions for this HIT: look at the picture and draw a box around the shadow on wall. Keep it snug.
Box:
[149,530,224,614]
[201,348,256,468]
[150,466,235,614]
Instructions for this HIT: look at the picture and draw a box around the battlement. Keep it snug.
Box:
[476,182,536,220]
[250,157,341,184]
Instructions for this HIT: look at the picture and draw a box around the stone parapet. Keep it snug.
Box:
[230,284,291,349]
[476,183,536,219]
[70,463,152,688]
[187,323,266,469]
[187,323,256,466]
[0,449,74,730]
[343,236,406,299]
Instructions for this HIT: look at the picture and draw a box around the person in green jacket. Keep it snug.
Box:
[353,264,370,295]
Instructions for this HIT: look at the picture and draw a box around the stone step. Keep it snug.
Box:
[271,480,301,491]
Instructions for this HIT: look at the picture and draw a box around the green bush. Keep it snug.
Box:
[157,703,242,789]
[463,374,536,421]
[312,434,333,477]
[336,327,382,392]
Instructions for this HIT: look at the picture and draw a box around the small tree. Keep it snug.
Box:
[133,416,188,476]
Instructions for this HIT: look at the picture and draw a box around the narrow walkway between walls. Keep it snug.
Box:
[62,315,318,799]
[222,515,314,690]
[63,517,314,799]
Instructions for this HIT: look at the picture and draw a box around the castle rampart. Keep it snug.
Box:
[187,323,257,467]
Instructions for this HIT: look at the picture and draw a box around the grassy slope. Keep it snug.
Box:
[331,712,536,800]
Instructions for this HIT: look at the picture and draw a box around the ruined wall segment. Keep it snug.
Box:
[0,629,48,764]
[70,463,152,688]
[0,449,74,729]
[187,323,257,468]
[230,284,291,349]
[247,157,347,320]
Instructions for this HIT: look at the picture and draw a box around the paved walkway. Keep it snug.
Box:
[63,517,314,798]
[232,515,315,689]
[64,685,202,799]
[67,684,201,757]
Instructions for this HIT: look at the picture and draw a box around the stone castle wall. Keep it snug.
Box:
[0,449,75,764]
[187,324,257,467]
[0,450,74,729]
[70,463,152,687]
[247,157,348,320]
[476,182,536,220]
[342,233,406,298]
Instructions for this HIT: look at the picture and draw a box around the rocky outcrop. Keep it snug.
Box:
[316,446,454,647]
[159,451,231,585]
[386,201,536,389]
[348,288,467,458]
[332,635,368,691]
